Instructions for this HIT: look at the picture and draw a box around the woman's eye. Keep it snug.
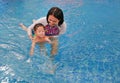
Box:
[49,19,56,23]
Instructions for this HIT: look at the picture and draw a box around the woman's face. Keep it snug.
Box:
[48,15,59,26]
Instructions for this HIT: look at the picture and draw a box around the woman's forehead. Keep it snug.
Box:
[48,15,59,21]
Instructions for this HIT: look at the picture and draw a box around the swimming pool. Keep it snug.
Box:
[0,0,120,83]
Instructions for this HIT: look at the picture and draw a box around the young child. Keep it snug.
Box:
[20,23,51,55]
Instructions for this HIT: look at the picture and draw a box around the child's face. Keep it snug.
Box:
[35,26,45,37]
[48,15,59,26]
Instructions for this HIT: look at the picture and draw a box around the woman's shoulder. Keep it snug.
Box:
[58,21,67,34]
[59,21,67,28]
[36,17,47,26]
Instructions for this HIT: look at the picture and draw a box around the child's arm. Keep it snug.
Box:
[30,40,36,56]
[19,23,33,40]
[19,23,28,31]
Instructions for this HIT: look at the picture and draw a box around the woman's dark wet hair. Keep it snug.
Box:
[47,7,64,26]
[33,23,45,31]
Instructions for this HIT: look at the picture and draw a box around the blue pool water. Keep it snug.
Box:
[0,0,120,83]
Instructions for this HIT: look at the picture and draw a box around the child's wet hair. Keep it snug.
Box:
[47,7,64,26]
[33,23,45,31]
